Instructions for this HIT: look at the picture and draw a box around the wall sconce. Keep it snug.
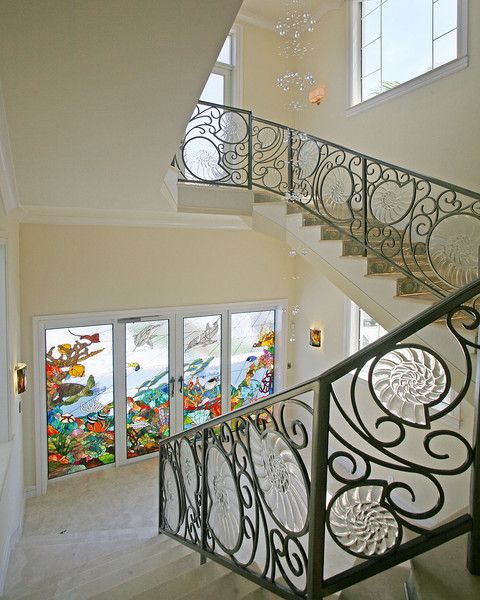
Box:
[309,328,322,348]
[15,363,27,394]
[309,85,326,105]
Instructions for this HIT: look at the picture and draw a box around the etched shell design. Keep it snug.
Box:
[206,445,241,551]
[162,461,181,533]
[328,485,399,558]
[370,180,414,224]
[320,166,353,220]
[183,138,227,181]
[218,111,248,143]
[372,347,447,425]
[249,428,308,533]
[429,215,480,288]
[255,125,277,149]
[179,439,198,508]
[297,139,319,178]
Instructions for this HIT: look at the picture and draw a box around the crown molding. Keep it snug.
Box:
[19,205,252,230]
[236,9,275,31]
[0,82,18,215]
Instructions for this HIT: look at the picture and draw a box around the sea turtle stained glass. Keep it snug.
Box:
[183,315,222,429]
[45,325,114,479]
[125,320,170,459]
[230,310,275,411]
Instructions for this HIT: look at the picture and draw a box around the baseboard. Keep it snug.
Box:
[0,523,22,596]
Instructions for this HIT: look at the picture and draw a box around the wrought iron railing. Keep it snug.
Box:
[159,278,480,598]
[173,101,480,299]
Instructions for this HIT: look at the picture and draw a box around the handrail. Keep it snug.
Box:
[173,101,480,300]
[159,278,480,598]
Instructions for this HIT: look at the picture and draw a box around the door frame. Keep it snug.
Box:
[33,299,287,496]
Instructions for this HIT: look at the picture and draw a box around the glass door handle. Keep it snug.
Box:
[178,375,183,393]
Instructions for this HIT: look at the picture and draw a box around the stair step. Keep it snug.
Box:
[87,551,201,600]
[367,257,402,277]
[253,192,283,204]
[405,535,480,600]
[396,278,438,301]
[340,565,409,600]
[321,224,348,241]
[130,559,229,600]
[241,588,280,599]
[55,535,177,594]
[342,239,365,257]
[303,214,324,227]
[60,538,193,599]
[177,570,258,600]
[285,202,304,214]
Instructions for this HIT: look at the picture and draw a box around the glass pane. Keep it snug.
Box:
[362,6,381,47]
[362,38,381,76]
[362,69,382,100]
[231,311,275,411]
[359,310,387,349]
[217,35,232,64]
[45,325,114,479]
[434,0,458,39]
[183,315,222,429]
[125,320,170,459]
[382,0,432,85]
[434,28,458,67]
[362,0,381,16]
[200,72,225,104]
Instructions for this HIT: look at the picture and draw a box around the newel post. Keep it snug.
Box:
[468,340,480,575]
[307,379,332,598]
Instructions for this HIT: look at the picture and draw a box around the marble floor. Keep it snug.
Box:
[5,457,159,598]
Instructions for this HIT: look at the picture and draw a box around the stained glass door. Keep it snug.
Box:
[125,319,171,458]
[181,314,222,430]
[45,324,114,479]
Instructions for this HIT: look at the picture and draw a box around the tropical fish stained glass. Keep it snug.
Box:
[125,320,170,458]
[231,311,275,410]
[45,325,114,479]
[183,315,222,429]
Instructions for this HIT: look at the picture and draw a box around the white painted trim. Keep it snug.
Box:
[19,205,252,230]
[0,522,22,595]
[347,0,469,116]
[347,56,469,117]
[34,299,288,494]
[0,81,18,214]
[0,242,10,443]
[231,23,244,108]
[24,486,37,499]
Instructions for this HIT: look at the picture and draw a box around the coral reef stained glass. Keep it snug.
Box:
[45,325,114,479]
[125,320,170,458]
[231,310,275,410]
[183,315,222,429]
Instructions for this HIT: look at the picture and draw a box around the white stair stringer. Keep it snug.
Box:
[252,199,476,405]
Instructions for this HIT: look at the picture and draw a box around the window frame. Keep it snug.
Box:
[347,0,469,116]
[33,298,286,495]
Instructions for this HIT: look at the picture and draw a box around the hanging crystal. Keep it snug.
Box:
[276,71,316,111]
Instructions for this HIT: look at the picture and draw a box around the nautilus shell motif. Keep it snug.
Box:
[297,140,319,178]
[320,166,353,220]
[249,428,308,533]
[183,139,227,181]
[162,461,181,533]
[370,180,414,224]
[218,111,248,143]
[429,215,480,288]
[328,485,400,558]
[372,347,447,425]
[206,445,241,551]
[179,439,198,508]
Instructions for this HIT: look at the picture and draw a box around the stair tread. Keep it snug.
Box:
[177,570,258,600]
[340,565,409,600]
[407,535,480,600]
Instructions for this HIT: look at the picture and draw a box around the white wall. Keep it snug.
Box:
[293,1,480,190]
[19,223,296,488]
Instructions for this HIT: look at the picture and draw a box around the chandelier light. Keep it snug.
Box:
[276,71,316,111]
[275,0,317,41]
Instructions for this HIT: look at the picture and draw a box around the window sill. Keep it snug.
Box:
[347,55,469,117]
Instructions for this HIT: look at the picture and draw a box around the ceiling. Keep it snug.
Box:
[239,0,343,27]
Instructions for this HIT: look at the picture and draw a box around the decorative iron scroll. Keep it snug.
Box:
[160,398,313,597]
[173,102,250,187]
[173,102,480,297]
[325,302,479,574]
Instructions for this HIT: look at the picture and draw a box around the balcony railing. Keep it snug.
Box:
[159,278,480,598]
[172,101,480,300]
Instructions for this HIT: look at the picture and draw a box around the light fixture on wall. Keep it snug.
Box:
[309,85,327,105]
[15,363,27,394]
[309,328,322,348]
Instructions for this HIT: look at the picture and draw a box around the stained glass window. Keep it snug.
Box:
[183,315,222,429]
[125,320,170,459]
[45,325,114,479]
[230,311,275,411]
